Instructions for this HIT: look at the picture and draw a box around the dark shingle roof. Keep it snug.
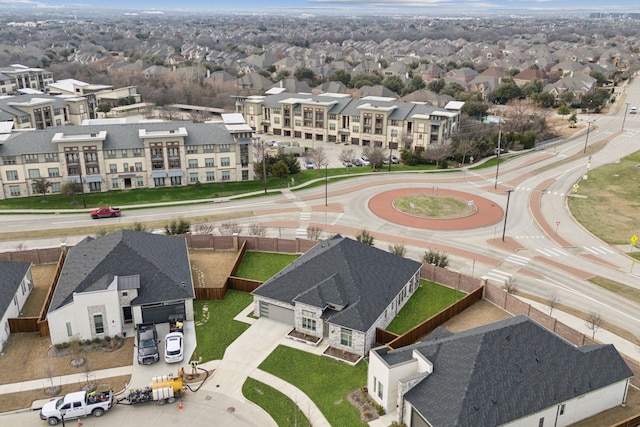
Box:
[0,260,31,318]
[49,230,193,313]
[252,235,422,332]
[391,315,633,426]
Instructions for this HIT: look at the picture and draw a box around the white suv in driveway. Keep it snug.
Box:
[164,332,184,363]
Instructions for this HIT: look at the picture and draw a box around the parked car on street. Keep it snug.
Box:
[164,332,184,363]
[40,390,113,425]
[90,206,121,219]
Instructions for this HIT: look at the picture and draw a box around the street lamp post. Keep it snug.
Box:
[324,162,328,207]
[502,189,514,242]
[622,102,630,131]
[583,121,592,154]
[494,120,502,190]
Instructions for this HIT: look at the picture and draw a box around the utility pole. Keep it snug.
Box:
[494,120,502,190]
[324,162,328,206]
[502,189,514,242]
[77,152,87,208]
[583,121,592,154]
[622,102,630,131]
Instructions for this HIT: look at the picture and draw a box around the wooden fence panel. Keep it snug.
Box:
[230,241,247,276]
[194,285,227,300]
[228,277,263,293]
[8,317,39,333]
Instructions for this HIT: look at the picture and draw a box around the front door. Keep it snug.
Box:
[124,178,132,189]
[122,306,133,324]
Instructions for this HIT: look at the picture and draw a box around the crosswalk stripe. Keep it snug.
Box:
[585,246,614,255]
[549,248,570,256]
[505,257,528,266]
[535,248,554,256]
[583,246,599,255]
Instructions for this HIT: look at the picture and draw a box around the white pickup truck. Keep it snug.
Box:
[40,390,113,425]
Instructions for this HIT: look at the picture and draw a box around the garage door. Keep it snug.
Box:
[410,407,429,427]
[259,301,294,325]
[141,301,185,324]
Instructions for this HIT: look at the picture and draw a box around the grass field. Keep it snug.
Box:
[242,377,311,427]
[234,251,300,281]
[393,194,472,218]
[567,151,640,245]
[259,345,368,427]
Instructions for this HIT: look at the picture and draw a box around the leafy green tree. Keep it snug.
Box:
[589,71,607,85]
[427,79,445,94]
[402,75,425,96]
[61,181,83,205]
[382,75,404,95]
[533,91,555,108]
[388,243,407,257]
[422,249,449,268]
[33,178,52,202]
[568,112,577,128]
[557,105,571,117]
[490,80,523,104]
[350,73,383,89]
[293,67,314,81]
[355,229,374,246]
[165,218,191,235]
[328,69,351,87]
[276,70,290,81]
[272,160,289,184]
[97,104,112,113]
[440,82,466,98]
[461,100,489,120]
[522,80,543,98]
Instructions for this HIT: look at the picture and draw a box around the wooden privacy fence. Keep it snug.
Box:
[609,413,640,427]
[8,317,39,333]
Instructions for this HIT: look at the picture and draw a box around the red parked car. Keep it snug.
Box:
[90,206,121,219]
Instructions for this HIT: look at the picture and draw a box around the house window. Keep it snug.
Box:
[107,150,116,158]
[13,295,18,306]
[93,314,104,334]
[203,144,215,153]
[373,377,377,393]
[559,404,565,415]
[205,158,214,167]
[48,168,60,177]
[121,149,128,158]
[6,170,18,181]
[28,169,40,178]
[133,148,142,157]
[170,176,182,186]
[340,328,352,347]
[186,145,198,154]
[66,322,73,337]
[51,182,61,193]
[221,171,230,181]
[538,418,544,427]
[3,156,16,165]
[24,154,38,163]
[154,177,166,187]
[188,159,198,168]
[189,173,199,183]
[137,177,144,187]
[219,144,231,152]
[221,157,230,167]
[45,153,58,162]
[112,179,119,189]
[9,186,20,196]
[377,381,383,399]
[109,164,117,173]
[352,126,359,133]
[206,172,215,182]
[301,310,317,332]
[89,182,101,192]
[123,163,129,172]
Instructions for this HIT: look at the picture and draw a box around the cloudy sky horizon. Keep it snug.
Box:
[1,0,639,15]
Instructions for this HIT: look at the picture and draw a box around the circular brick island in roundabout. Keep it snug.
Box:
[368,188,504,231]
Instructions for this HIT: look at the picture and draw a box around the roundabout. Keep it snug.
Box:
[368,188,504,230]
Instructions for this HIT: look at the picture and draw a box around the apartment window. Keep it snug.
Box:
[206,172,215,182]
[295,119,301,127]
[186,145,198,154]
[170,176,182,186]
[88,182,101,192]
[6,170,18,181]
[66,322,73,337]
[121,149,128,158]
[352,126,359,133]
[329,123,336,131]
[51,182,61,193]
[219,144,231,152]
[301,310,317,332]
[106,150,117,159]
[377,381,383,400]
[85,152,98,163]
[242,170,249,181]
[329,113,337,120]
[9,185,21,196]
[93,314,104,334]
[167,147,179,157]
[274,117,280,124]
[391,119,399,126]
[559,404,565,415]
[391,129,398,137]
[189,173,199,183]
[205,158,214,167]
[137,177,144,187]
[341,328,352,347]
[123,163,129,172]
[48,168,60,177]
[154,177,166,187]
[352,116,360,123]
[24,154,38,163]
[221,171,230,181]
[109,164,117,173]
[221,157,230,167]
[188,159,198,168]
[28,169,40,178]
[3,156,16,165]
[203,144,215,153]
[135,162,143,172]
[86,166,99,174]
[133,148,142,157]
[112,179,119,189]
[44,153,58,162]
[168,160,181,169]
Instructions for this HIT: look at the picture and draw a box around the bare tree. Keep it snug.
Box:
[219,221,243,236]
[33,178,52,202]
[585,310,602,339]
[504,276,518,294]
[421,143,453,168]
[355,229,374,246]
[548,293,560,316]
[15,242,26,251]
[193,223,215,234]
[307,147,328,172]
[388,243,407,257]
[339,147,356,166]
[362,145,386,169]
[248,223,267,237]
[128,222,148,232]
[306,226,323,240]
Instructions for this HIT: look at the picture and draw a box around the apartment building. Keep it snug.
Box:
[0,119,253,199]
[236,92,461,151]
[0,64,54,94]
[0,94,90,129]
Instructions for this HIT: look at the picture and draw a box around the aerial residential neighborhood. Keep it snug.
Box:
[0,5,639,427]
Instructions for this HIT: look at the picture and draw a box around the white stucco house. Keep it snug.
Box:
[0,260,33,352]
[368,315,633,427]
[47,230,195,345]
[251,234,422,358]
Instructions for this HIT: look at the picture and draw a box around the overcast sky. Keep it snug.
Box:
[1,0,639,15]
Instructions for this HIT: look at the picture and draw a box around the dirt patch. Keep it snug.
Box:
[439,300,512,333]
[189,249,238,288]
[347,388,380,423]
[20,264,58,317]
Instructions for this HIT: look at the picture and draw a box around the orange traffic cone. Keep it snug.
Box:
[178,401,183,410]
[77,419,83,426]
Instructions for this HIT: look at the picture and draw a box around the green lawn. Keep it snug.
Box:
[193,290,253,362]
[385,280,467,335]
[242,377,311,427]
[259,345,368,427]
[235,251,300,281]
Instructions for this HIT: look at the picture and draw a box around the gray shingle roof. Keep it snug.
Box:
[252,235,422,332]
[387,315,634,426]
[0,260,31,318]
[50,230,193,313]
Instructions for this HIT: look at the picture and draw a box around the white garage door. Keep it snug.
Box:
[259,301,294,325]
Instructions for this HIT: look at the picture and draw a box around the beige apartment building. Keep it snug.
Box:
[236,92,462,151]
[0,94,91,129]
[0,118,253,199]
[0,64,54,94]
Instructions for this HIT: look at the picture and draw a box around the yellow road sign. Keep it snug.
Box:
[632,235,638,245]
